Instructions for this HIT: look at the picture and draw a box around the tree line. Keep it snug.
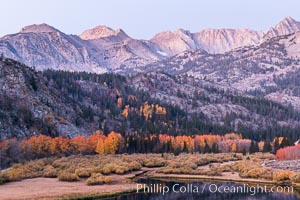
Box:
[0,131,293,169]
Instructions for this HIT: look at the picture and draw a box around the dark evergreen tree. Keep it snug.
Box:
[173,147,181,156]
[262,141,272,153]
[273,138,280,153]
[203,141,211,153]
[249,141,259,154]
[242,148,247,156]
[211,143,219,153]
[280,137,292,149]
[183,141,189,153]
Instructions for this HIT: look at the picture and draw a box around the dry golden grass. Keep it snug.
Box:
[194,153,242,166]
[155,153,277,179]
[0,152,289,186]
[231,159,274,180]
[141,157,166,167]
[240,167,273,180]
[0,154,160,184]
[4,159,53,181]
[226,153,293,182]
[156,153,241,176]
[248,152,275,160]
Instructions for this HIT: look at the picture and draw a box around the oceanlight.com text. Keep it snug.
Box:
[137,183,294,196]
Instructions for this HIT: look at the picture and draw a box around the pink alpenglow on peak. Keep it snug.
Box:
[20,23,60,33]
[264,16,300,40]
[80,25,129,40]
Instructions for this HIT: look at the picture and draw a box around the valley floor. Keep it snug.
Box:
[1,153,299,200]
[0,173,138,200]
[0,167,275,200]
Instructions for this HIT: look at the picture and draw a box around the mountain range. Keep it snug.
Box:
[1,16,300,74]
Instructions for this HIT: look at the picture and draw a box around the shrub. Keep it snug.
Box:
[251,153,275,160]
[86,173,111,185]
[157,167,173,174]
[75,168,92,178]
[232,161,261,173]
[219,164,232,172]
[184,162,198,170]
[43,165,58,178]
[101,166,111,175]
[158,165,198,175]
[240,167,272,179]
[115,166,128,174]
[64,166,77,174]
[101,164,115,175]
[93,166,102,173]
[290,173,300,183]
[0,173,7,185]
[52,157,69,168]
[128,161,142,171]
[204,169,222,176]
[143,158,166,167]
[100,162,132,175]
[258,168,273,180]
[104,176,112,184]
[273,171,293,182]
[2,159,53,182]
[58,172,79,182]
[5,168,24,181]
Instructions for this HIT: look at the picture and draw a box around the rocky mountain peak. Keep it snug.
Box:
[274,16,300,34]
[151,28,263,55]
[80,25,129,40]
[20,23,59,33]
[280,16,299,25]
[175,28,192,35]
[150,29,197,56]
[194,28,264,53]
[264,16,300,39]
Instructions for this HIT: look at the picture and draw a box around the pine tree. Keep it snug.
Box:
[203,141,211,153]
[173,147,181,156]
[249,141,259,154]
[280,137,292,149]
[274,138,280,153]
[211,143,219,153]
[242,148,247,156]
[183,141,189,153]
[262,141,272,152]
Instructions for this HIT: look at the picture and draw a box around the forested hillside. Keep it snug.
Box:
[1,58,300,141]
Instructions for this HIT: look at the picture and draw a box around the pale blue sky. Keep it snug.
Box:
[1,0,300,39]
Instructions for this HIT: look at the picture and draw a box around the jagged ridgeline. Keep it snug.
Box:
[1,58,300,141]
